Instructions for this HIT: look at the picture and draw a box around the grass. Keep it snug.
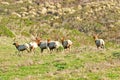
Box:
[0,37,120,80]
[0,26,15,37]
[0,0,120,80]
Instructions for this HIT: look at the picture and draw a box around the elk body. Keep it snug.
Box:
[37,39,49,53]
[28,37,40,52]
[47,39,63,51]
[29,41,38,52]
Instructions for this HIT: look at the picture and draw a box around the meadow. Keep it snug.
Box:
[0,37,120,80]
[0,0,120,80]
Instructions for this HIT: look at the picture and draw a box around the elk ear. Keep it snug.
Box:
[92,33,98,39]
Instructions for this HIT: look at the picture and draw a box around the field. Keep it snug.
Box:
[0,37,120,80]
[0,0,120,80]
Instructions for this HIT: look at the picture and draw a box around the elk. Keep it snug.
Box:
[61,37,73,50]
[47,39,63,51]
[93,34,105,49]
[37,38,49,53]
[29,37,39,52]
[13,42,30,52]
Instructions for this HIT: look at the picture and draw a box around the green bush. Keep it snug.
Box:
[0,26,15,37]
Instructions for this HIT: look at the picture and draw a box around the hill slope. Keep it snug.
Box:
[0,0,120,44]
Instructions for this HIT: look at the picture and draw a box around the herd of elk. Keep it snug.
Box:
[13,37,73,53]
[13,33,105,54]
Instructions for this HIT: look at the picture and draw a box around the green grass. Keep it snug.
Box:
[0,37,120,80]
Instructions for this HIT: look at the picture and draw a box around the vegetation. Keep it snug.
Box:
[0,37,120,80]
[0,26,15,37]
[0,0,120,80]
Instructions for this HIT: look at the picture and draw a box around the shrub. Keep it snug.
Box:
[0,26,15,37]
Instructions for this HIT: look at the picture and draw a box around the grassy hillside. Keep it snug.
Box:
[0,37,120,80]
[0,0,120,80]
[0,0,120,43]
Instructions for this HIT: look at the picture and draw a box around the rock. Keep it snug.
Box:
[11,12,21,17]
[56,3,61,8]
[15,0,23,4]
[41,7,47,14]
[27,0,33,4]
[21,12,28,17]
[76,17,82,21]
[21,7,27,11]
[1,1,10,5]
